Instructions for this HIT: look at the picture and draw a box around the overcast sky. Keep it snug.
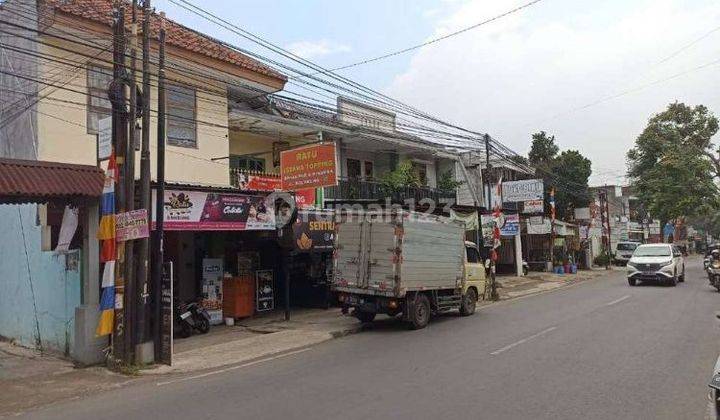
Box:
[156,0,720,185]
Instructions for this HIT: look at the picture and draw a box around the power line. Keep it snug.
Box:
[320,0,544,73]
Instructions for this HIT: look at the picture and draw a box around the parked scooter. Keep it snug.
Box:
[708,250,720,292]
[175,299,211,338]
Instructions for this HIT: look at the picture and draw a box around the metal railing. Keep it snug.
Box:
[324,178,456,204]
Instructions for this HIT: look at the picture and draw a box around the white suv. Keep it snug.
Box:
[627,244,685,286]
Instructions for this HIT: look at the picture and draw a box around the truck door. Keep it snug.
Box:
[465,245,486,289]
[366,218,396,291]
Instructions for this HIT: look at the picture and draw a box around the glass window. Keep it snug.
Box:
[466,246,480,263]
[617,243,639,251]
[167,84,197,148]
[86,65,113,134]
[633,245,671,257]
[230,155,265,172]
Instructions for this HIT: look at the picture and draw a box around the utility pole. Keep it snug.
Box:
[126,0,140,357]
[484,134,498,301]
[549,187,555,269]
[599,187,611,270]
[604,185,612,269]
[152,12,167,361]
[137,0,151,355]
[110,1,132,363]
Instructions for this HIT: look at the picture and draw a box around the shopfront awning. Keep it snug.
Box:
[0,158,104,204]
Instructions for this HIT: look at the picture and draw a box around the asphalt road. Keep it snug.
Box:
[17,259,720,420]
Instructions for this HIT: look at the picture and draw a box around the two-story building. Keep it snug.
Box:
[0,0,288,362]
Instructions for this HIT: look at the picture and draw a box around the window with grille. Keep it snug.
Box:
[167,84,197,148]
[86,65,113,134]
[230,155,265,172]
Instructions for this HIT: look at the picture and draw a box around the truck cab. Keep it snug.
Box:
[464,241,487,302]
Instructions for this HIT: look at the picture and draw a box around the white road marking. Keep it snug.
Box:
[156,348,312,386]
[606,295,631,306]
[490,326,557,355]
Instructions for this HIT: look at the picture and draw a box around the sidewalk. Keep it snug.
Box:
[0,341,133,417]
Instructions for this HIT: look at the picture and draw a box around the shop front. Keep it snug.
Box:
[152,185,281,333]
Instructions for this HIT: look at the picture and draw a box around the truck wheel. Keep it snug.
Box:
[459,288,477,316]
[407,294,431,330]
[356,311,376,323]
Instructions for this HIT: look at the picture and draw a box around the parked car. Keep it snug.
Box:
[614,241,641,265]
[627,244,685,286]
[332,210,486,329]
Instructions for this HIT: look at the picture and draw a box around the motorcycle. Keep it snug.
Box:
[709,260,720,292]
[175,299,211,338]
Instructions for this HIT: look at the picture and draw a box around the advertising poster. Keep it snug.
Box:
[500,213,520,236]
[115,209,149,241]
[280,143,337,190]
[293,211,335,252]
[152,189,275,231]
[480,214,495,247]
[295,188,316,210]
[201,258,223,325]
[256,270,275,312]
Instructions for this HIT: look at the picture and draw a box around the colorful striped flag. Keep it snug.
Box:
[96,153,117,337]
[550,187,556,222]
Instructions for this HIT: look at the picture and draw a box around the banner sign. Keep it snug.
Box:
[235,172,282,192]
[522,199,544,214]
[256,270,275,312]
[502,179,544,202]
[293,211,335,252]
[480,214,494,247]
[295,188,316,210]
[280,143,337,190]
[152,189,275,231]
[115,209,149,242]
[500,213,520,236]
[97,117,112,161]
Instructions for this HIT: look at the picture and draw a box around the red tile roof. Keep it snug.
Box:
[44,0,287,83]
[0,158,105,203]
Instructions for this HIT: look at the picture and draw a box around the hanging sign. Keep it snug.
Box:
[256,270,275,312]
[97,117,112,161]
[235,172,282,192]
[293,211,335,252]
[502,179,544,202]
[280,143,337,190]
[152,189,275,231]
[522,199,544,214]
[115,209,149,241]
[480,214,495,247]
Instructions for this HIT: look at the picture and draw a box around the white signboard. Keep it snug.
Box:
[574,207,591,220]
[502,179,544,202]
[97,117,112,161]
[523,199,544,214]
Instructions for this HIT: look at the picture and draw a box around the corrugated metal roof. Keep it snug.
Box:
[0,158,104,203]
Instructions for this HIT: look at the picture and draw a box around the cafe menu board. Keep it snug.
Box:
[256,270,274,312]
[152,189,275,231]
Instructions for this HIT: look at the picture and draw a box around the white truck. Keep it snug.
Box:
[332,210,486,329]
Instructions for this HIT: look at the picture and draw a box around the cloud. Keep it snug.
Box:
[286,39,351,59]
[385,0,720,184]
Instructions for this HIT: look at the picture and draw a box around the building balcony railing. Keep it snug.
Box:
[324,177,456,205]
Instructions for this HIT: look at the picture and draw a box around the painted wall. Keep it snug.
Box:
[0,204,81,355]
[35,28,245,186]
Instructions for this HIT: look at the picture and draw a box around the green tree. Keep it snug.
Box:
[627,102,720,222]
[525,132,592,220]
[553,150,592,219]
[528,131,559,167]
